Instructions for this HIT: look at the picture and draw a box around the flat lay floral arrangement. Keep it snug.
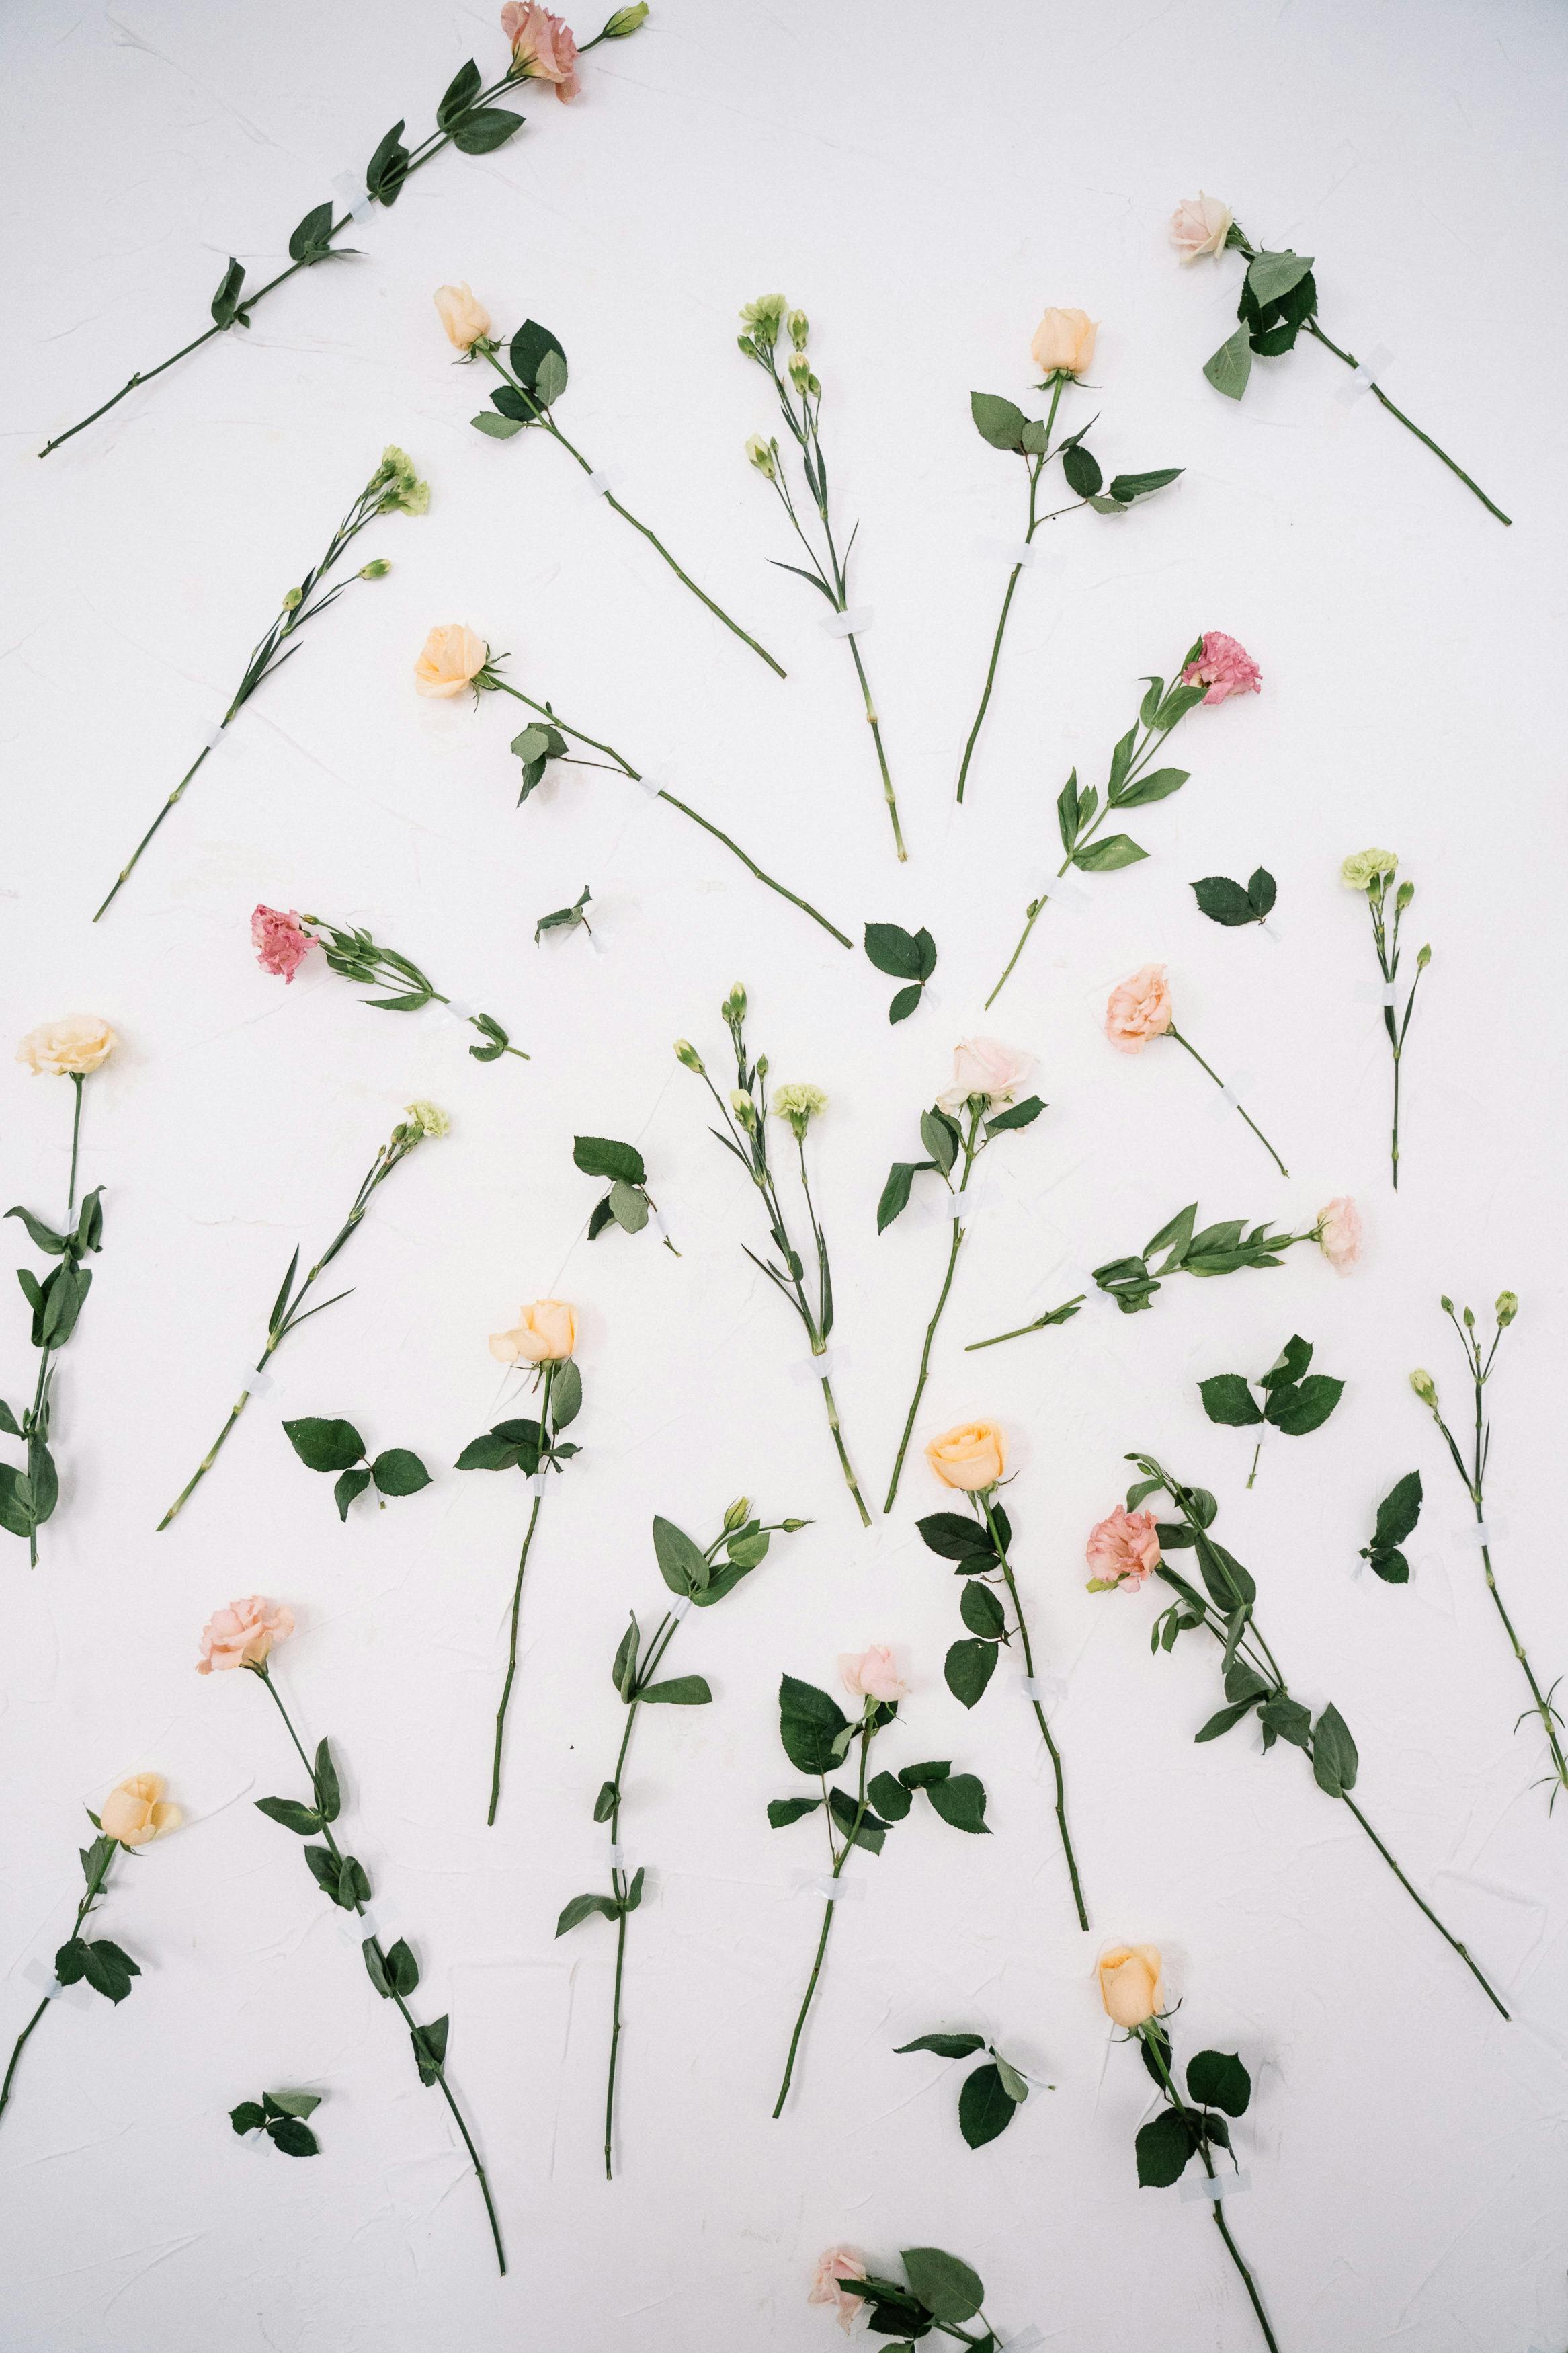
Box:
[9,6,1554,2346]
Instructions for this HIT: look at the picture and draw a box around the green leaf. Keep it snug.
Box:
[1259,1693,1313,1751]
[410,2015,449,2083]
[284,1417,365,1474]
[919,1109,959,1176]
[622,1867,645,1915]
[5,1207,67,1255]
[608,1179,649,1234]
[255,1796,323,1837]
[79,1938,140,2004]
[969,391,1027,451]
[1258,1336,1312,1390]
[767,1796,821,1829]
[1266,1375,1343,1436]
[866,1771,912,1821]
[1311,1703,1359,1798]
[877,1162,923,1232]
[1247,249,1314,307]
[1073,833,1147,872]
[959,2061,1021,2148]
[1372,1471,1423,1551]
[593,1780,618,1824]
[372,1447,431,1497]
[550,1360,583,1431]
[653,1514,708,1597]
[1187,2048,1251,2116]
[1369,1549,1411,1585]
[1114,766,1188,807]
[864,922,929,980]
[1194,1696,1260,1743]
[0,1464,34,1539]
[210,255,247,327]
[640,1675,712,1706]
[573,1135,646,1185]
[897,2030,985,2059]
[510,319,567,395]
[1136,2104,1198,2187]
[312,1738,341,1823]
[901,2247,985,2325]
[452,106,524,156]
[436,58,481,127]
[959,1581,1006,1638]
[778,1674,851,1776]
[266,2088,322,2120]
[267,2115,320,2157]
[586,1196,616,1240]
[365,120,409,204]
[1107,467,1183,503]
[828,1786,886,1855]
[984,1094,1044,1135]
[1057,770,1080,852]
[1248,867,1278,917]
[898,1759,952,1790]
[1198,1374,1263,1428]
[0,1398,18,1439]
[611,1616,640,1700]
[455,1429,523,1472]
[1192,874,1260,927]
[334,1467,372,1519]
[1224,1661,1271,1707]
[363,1939,392,1997]
[230,2100,267,2135]
[944,1638,999,1710]
[1061,442,1102,497]
[287,201,335,263]
[472,413,526,440]
[1204,325,1253,400]
[917,1511,994,1562]
[994,2053,1030,2105]
[303,1845,349,1904]
[923,1772,990,1835]
[556,1891,620,1936]
[889,984,925,1025]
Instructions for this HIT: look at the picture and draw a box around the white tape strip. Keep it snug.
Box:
[1208,1071,1257,1119]
[355,1900,397,1946]
[1040,872,1090,910]
[1462,1518,1508,1547]
[440,996,483,1025]
[608,1844,632,1870]
[23,1957,94,2009]
[1000,2328,1046,2352]
[203,725,229,753]
[632,762,669,799]
[790,1348,838,1384]
[975,538,1038,566]
[331,169,376,223]
[820,606,873,638]
[645,1208,669,1242]
[1020,1674,1067,1711]
[1258,920,1283,945]
[793,1870,864,1902]
[1354,979,1400,1008]
[585,468,621,495]
[586,928,612,959]
[1334,344,1394,404]
[670,1596,692,1621]
[1050,1263,1096,1302]
[949,1189,999,1221]
[1180,2167,1251,2204]
[237,1363,280,1402]
[528,1470,548,1497]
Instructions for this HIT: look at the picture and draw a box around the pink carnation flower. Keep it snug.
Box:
[252,905,314,984]
[1182,631,1262,706]
[1085,1505,1162,1593]
[197,1595,294,1675]
[501,3,580,99]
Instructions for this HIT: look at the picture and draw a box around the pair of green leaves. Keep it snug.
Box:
[556,1870,646,1939]
[54,1933,138,2005]
[1360,1470,1421,1583]
[12,1187,104,1359]
[1204,249,1319,399]
[968,392,1184,515]
[510,719,569,799]
[771,1678,991,1838]
[840,2247,988,2336]
[916,1505,1014,1708]
[434,59,524,156]
[609,1610,712,1710]
[864,922,937,1024]
[1193,868,1277,927]
[651,1511,774,1609]
[896,2030,1032,2148]
[229,2089,321,2158]
[456,1359,583,1475]
[473,321,569,441]
[536,883,592,943]
[575,1135,658,1242]
[282,1416,430,1521]
[1135,2034,1251,2187]
[1095,1200,1295,1314]
[1199,1334,1344,1442]
[364,1934,421,2001]
[1191,1650,1358,1798]
[877,1096,1044,1233]
[257,1734,343,1844]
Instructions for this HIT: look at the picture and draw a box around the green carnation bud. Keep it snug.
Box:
[674,1039,705,1074]
[1409,1368,1438,1406]
[282,587,304,611]
[1496,1291,1519,1327]
[1395,879,1415,911]
[787,308,809,350]
[1416,943,1432,967]
[745,434,776,479]
[731,1088,757,1131]
[359,559,392,580]
[724,983,747,1021]
[781,1518,809,1532]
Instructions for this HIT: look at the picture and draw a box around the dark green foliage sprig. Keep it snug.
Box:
[229,2090,322,2157]
[864,922,937,1023]
[1360,1472,1422,1583]
[1,1086,104,1566]
[1199,1333,1344,1486]
[1346,855,1430,1189]
[837,2247,999,2344]
[1094,1201,1319,1316]
[573,1135,678,1254]
[299,916,527,1062]
[282,1417,430,1522]
[895,2030,1040,2149]
[536,883,594,945]
[1193,869,1277,928]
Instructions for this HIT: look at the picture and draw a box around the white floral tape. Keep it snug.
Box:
[354,1900,397,1946]
[1354,979,1400,1008]
[950,1187,1006,1221]
[1209,1072,1256,1118]
[1040,872,1090,910]
[819,606,873,638]
[203,724,229,753]
[22,1956,89,2006]
[793,1870,864,1902]
[608,1844,632,1870]
[1180,2167,1251,2204]
[528,1470,548,1497]
[999,2327,1046,2352]
[975,537,1039,566]
[790,1348,839,1384]
[1049,1263,1096,1302]
[645,1208,669,1242]
[670,1595,692,1621]
[236,1363,281,1402]
[331,169,376,223]
[1258,919,1283,945]
[1462,1517,1508,1547]
[586,928,612,959]
[1020,1673,1067,1711]
[439,996,483,1025]
[1334,343,1394,403]
[633,762,670,799]
[585,467,621,495]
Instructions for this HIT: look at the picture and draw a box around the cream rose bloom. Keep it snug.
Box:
[1169,193,1233,262]
[490,1299,577,1365]
[1031,307,1098,378]
[415,624,490,699]
[434,282,493,350]
[17,1016,118,1078]
[925,1419,1007,1492]
[838,1646,908,1704]
[99,1773,181,1847]
[938,1036,1034,1113]
[1104,965,1173,1055]
[1098,1943,1164,2028]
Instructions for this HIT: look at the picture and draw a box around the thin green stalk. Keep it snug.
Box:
[964,1293,1084,1352]
[1167,1025,1288,1179]
[602,1608,679,2177]
[1339,1790,1508,2019]
[773,1718,871,2116]
[956,376,1064,804]
[24,1076,87,1567]
[1303,319,1511,526]
[489,1361,554,1826]
[846,633,904,859]
[884,1115,979,1511]
[0,1838,116,2133]
[979,1493,1087,1929]
[1143,2032,1279,2352]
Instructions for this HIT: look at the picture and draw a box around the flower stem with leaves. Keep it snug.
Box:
[1343,851,1430,1187]
[831,2246,1007,2346]
[0,1825,144,2135]
[298,914,527,1061]
[2,1074,106,1564]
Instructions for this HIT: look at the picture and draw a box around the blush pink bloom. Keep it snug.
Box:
[808,2247,869,2334]
[1169,193,1234,262]
[1182,631,1262,705]
[197,1595,295,1675]
[501,3,580,98]
[937,1035,1035,1114]
[1105,964,1173,1055]
[251,905,314,983]
[838,1646,908,1705]
[1316,1195,1362,1273]
[1085,1506,1162,1593]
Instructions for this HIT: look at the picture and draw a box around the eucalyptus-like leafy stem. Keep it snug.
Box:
[157,1104,445,1529]
[93,449,427,922]
[1346,854,1430,1187]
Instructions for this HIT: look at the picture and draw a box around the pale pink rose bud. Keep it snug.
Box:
[415,624,490,699]
[1181,631,1262,705]
[197,1595,294,1675]
[501,3,581,99]
[251,906,315,983]
[489,1299,577,1364]
[1169,193,1234,262]
[937,1035,1035,1113]
[1030,306,1098,378]
[808,2246,870,2333]
[1104,965,1173,1055]
[434,282,493,351]
[1085,1505,1162,1593]
[99,1773,181,1847]
[1316,1196,1362,1273]
[838,1646,908,1704]
[1098,1943,1164,2027]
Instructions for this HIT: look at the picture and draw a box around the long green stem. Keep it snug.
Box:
[1143,2032,1279,2352]
[956,377,1065,804]
[0,1839,116,2134]
[965,1293,1084,1353]
[1339,1791,1508,2018]
[979,1494,1087,1929]
[884,1116,980,1512]
[92,744,214,922]
[773,1720,871,2115]
[489,1378,552,1825]
[601,1608,679,2178]
[819,1371,870,1527]
[1303,319,1511,526]
[846,633,905,859]
[1167,1027,1288,1178]
[24,1077,87,1568]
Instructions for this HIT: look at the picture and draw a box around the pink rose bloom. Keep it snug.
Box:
[1317,1196,1362,1273]
[197,1595,295,1675]
[501,3,580,99]
[1182,631,1262,705]
[1169,193,1234,262]
[252,906,314,983]
[1085,1505,1162,1593]
[1105,965,1173,1055]
[839,1646,908,1704]
[937,1035,1035,1114]
[808,2247,869,2334]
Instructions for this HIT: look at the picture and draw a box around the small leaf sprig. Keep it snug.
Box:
[458,1303,585,1822]
[94,451,427,922]
[1092,1462,1509,2017]
[1359,1470,1423,1583]
[282,1417,430,1521]
[987,634,1260,1006]
[1198,1333,1344,1488]
[414,629,850,947]
[1193,867,1277,928]
[893,2028,1040,2149]
[1411,1293,1568,1806]
[38,7,649,459]
[5,1019,116,1565]
[1105,963,1289,1177]
[1100,1946,1278,2352]
[864,922,937,1023]
[0,1776,179,2141]
[739,296,904,856]
[200,1598,504,2272]
[877,1039,1045,1509]
[1171,194,1511,525]
[158,1102,449,1530]
[1342,850,1430,1188]
[919,1421,1087,1930]
[770,1652,991,2117]
[957,307,1182,806]
[252,908,526,1062]
[229,2090,322,2157]
[446,298,781,675]
[675,993,868,1523]
[560,1499,807,2178]
[573,1135,678,1253]
[535,884,594,945]
[811,2244,1012,2346]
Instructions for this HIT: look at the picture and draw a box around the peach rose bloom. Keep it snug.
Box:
[501,3,581,99]
[434,282,492,350]
[1169,193,1233,262]
[808,2246,869,2333]
[1098,1943,1164,2028]
[99,1773,181,1847]
[925,1420,1007,1492]
[1105,965,1173,1055]
[490,1299,577,1364]
[17,1016,118,1078]
[838,1646,908,1704]
[415,624,489,699]
[1317,1196,1362,1273]
[1085,1505,1161,1592]
[1031,307,1098,377]
[938,1035,1034,1113]
[197,1595,295,1675]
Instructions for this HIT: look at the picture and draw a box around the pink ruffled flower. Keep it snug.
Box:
[501,3,580,99]
[1105,964,1173,1055]
[1085,1505,1162,1593]
[1182,631,1262,705]
[808,2247,869,2334]
[839,1646,907,1704]
[1316,1196,1362,1273]
[197,1595,294,1675]
[252,905,314,984]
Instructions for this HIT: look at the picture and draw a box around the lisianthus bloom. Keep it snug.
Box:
[925,1420,1006,1492]
[252,906,313,982]
[1181,631,1261,705]
[772,1082,827,1139]
[501,3,580,98]
[490,1298,577,1364]
[17,1016,118,1078]
[838,1646,907,1704]
[1104,965,1173,1055]
[1098,1942,1164,2028]
[808,2247,869,2333]
[1031,306,1098,377]
[1342,847,1398,891]
[434,282,493,351]
[1085,1505,1161,1593]
[1169,193,1234,261]
[415,624,490,699]
[198,1595,294,1675]
[99,1773,181,1847]
[1316,1195,1362,1271]
[938,1036,1034,1113]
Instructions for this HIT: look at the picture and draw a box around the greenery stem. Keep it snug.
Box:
[956,377,1064,803]
[0,1839,116,2134]
[489,1371,553,1826]
[980,1493,1087,1929]
[772,1720,872,2116]
[1303,320,1512,525]
[1143,2032,1279,2352]
[1167,1027,1288,1178]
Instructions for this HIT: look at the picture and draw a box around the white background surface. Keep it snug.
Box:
[4,2,1568,2347]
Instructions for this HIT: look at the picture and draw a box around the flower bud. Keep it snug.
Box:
[745,434,776,479]
[359,559,391,580]
[1496,1291,1519,1327]
[1409,1367,1438,1406]
[788,349,812,391]
[282,587,304,611]
[674,1039,705,1073]
[755,1053,769,1079]
[724,983,747,1021]
[787,308,809,349]
[1439,1295,1454,1314]
[782,1518,808,1532]
[723,1495,751,1530]
[1417,943,1432,967]
[1462,1306,1475,1327]
[1395,879,1415,911]
[600,1,649,34]
[731,1088,757,1129]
